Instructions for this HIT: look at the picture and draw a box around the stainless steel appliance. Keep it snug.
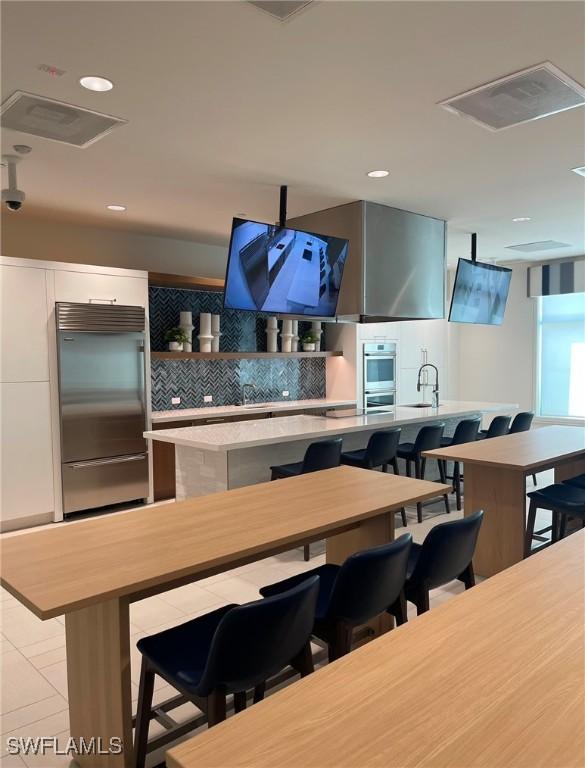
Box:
[56,302,149,515]
[363,341,397,412]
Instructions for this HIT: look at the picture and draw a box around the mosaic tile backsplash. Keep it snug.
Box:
[149,287,327,410]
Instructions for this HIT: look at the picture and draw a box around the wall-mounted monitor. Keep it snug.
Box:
[449,258,512,325]
[223,217,349,317]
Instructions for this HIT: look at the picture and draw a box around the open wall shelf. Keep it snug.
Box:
[151,351,342,360]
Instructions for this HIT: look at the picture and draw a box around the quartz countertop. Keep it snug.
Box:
[151,398,356,424]
[145,400,518,452]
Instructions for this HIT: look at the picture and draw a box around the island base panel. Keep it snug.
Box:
[554,456,585,483]
[65,598,133,767]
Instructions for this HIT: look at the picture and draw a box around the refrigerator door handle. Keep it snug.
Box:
[70,454,146,469]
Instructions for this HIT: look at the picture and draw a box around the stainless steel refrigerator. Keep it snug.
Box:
[56,302,149,515]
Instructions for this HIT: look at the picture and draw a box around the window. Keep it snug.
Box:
[538,293,585,418]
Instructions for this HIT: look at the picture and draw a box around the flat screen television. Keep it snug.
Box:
[223,217,349,316]
[449,258,512,325]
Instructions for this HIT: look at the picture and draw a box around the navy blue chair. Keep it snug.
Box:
[564,473,585,490]
[401,511,484,615]
[397,423,450,522]
[260,534,412,662]
[439,418,481,510]
[134,576,319,768]
[341,429,406,526]
[525,484,585,557]
[477,415,512,440]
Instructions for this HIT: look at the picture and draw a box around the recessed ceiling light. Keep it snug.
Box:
[512,217,532,222]
[367,170,389,178]
[106,204,126,212]
[571,166,585,177]
[80,76,114,92]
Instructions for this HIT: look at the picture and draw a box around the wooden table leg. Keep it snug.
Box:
[554,457,585,483]
[326,511,395,637]
[464,465,526,578]
[65,598,133,767]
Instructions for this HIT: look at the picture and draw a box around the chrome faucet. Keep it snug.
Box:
[417,364,439,408]
[242,383,256,406]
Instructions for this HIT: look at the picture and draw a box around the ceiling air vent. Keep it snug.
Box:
[0,91,127,148]
[439,62,585,131]
[506,241,571,253]
[247,1,313,21]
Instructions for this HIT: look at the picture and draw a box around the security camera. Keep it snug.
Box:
[1,155,26,212]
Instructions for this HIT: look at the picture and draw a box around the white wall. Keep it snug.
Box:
[456,263,536,411]
[0,213,228,278]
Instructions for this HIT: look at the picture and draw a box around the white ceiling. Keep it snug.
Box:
[2,0,584,263]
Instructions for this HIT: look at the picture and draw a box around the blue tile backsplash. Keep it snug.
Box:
[149,287,326,410]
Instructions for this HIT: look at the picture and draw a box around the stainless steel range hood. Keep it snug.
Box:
[288,201,446,322]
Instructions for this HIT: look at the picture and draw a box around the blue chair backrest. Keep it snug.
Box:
[414,423,445,453]
[451,417,481,445]
[197,576,319,696]
[509,411,534,433]
[409,511,484,591]
[365,429,401,467]
[302,438,342,473]
[485,415,512,438]
[326,534,412,626]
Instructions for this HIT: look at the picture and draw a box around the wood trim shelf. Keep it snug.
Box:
[151,351,342,360]
[148,272,225,291]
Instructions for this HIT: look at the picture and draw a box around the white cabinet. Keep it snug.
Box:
[399,321,427,369]
[399,368,420,405]
[0,265,49,382]
[0,382,54,528]
[54,270,147,307]
[397,319,449,404]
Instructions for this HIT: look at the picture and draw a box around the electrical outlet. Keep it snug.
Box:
[204,395,213,403]
[171,397,181,405]
[282,390,290,397]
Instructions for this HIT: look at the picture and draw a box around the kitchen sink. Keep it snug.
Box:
[402,403,434,408]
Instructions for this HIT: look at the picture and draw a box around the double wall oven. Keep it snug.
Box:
[363,341,397,412]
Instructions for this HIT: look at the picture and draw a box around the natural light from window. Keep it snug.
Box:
[538,293,585,418]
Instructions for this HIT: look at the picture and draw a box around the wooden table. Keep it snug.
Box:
[423,425,585,576]
[0,465,448,768]
[167,529,585,768]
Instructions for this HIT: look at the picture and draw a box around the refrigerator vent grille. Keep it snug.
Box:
[56,302,145,332]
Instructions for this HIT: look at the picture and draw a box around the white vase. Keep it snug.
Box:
[211,333,222,353]
[291,320,299,352]
[211,314,221,352]
[311,321,323,352]
[281,319,293,353]
[198,334,213,353]
[168,341,182,351]
[179,311,194,352]
[302,343,316,352]
[266,317,279,352]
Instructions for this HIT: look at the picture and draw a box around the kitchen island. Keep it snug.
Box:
[145,400,517,499]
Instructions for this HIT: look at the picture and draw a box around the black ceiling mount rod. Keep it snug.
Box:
[279,185,288,228]
[471,232,477,262]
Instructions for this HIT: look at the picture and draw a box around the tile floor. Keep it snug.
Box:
[0,471,556,767]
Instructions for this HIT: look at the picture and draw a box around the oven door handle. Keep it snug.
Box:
[69,455,146,469]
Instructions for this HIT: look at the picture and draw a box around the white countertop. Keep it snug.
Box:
[151,398,357,424]
[145,400,518,452]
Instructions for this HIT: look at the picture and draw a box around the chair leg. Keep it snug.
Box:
[389,590,408,626]
[291,640,314,677]
[253,682,266,703]
[303,544,310,562]
[134,659,156,768]
[454,462,462,511]
[392,458,400,475]
[414,588,430,616]
[414,456,423,523]
[405,459,412,478]
[437,459,446,484]
[420,457,426,479]
[399,507,407,527]
[382,463,389,473]
[207,690,227,727]
[532,474,538,486]
[329,623,353,662]
[458,561,475,589]
[525,499,538,558]
[233,691,247,713]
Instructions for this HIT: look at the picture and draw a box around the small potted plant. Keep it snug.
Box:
[165,327,189,351]
[300,331,319,352]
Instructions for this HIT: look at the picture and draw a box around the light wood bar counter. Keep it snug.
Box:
[423,425,585,576]
[168,530,585,768]
[0,466,448,768]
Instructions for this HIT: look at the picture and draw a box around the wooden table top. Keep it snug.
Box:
[0,466,449,619]
[423,424,585,471]
[167,530,585,768]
